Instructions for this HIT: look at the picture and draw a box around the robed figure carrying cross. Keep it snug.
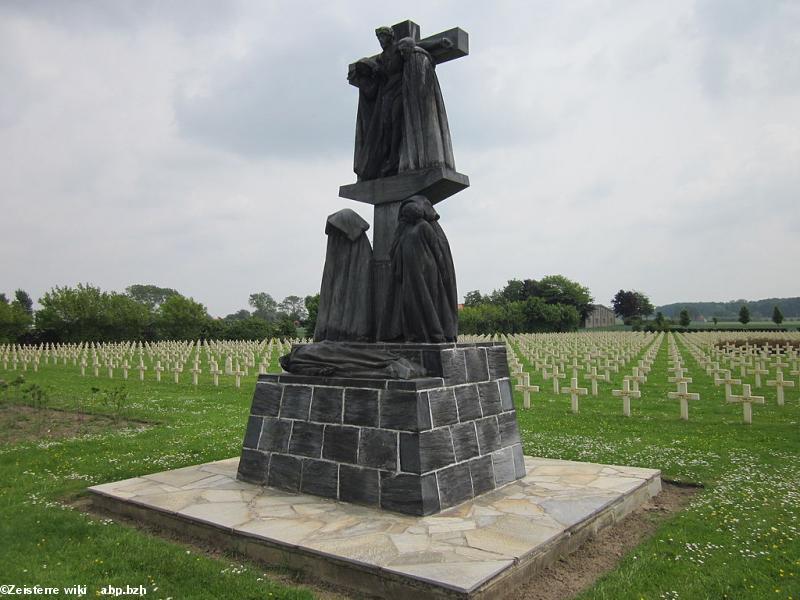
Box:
[339,20,470,339]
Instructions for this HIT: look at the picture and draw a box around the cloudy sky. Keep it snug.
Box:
[1,0,798,317]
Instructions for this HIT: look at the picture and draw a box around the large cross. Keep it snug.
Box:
[339,20,469,337]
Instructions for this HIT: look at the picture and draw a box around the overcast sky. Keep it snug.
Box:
[1,0,798,317]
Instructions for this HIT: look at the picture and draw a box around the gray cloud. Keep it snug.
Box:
[1,1,798,316]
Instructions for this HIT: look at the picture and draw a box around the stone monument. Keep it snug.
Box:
[236,20,526,516]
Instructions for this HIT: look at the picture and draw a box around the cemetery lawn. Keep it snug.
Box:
[0,336,796,600]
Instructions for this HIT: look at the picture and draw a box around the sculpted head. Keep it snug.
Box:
[399,197,425,224]
[407,194,438,221]
[397,37,416,57]
[375,26,395,50]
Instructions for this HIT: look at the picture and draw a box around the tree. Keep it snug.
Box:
[249,293,279,322]
[0,297,33,342]
[679,309,691,327]
[533,275,594,322]
[278,295,308,321]
[463,290,483,307]
[13,290,33,315]
[611,290,654,324]
[772,305,784,325]
[738,305,751,326]
[155,295,209,340]
[304,294,320,337]
[36,284,150,342]
[500,279,527,303]
[219,317,273,340]
[223,309,251,322]
[125,284,180,309]
[712,317,718,325]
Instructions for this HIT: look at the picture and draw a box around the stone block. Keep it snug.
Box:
[268,454,302,492]
[497,411,521,447]
[300,459,339,499]
[469,455,495,496]
[280,385,312,420]
[428,388,459,427]
[288,421,324,458]
[380,473,440,516]
[258,417,292,453]
[380,390,431,431]
[339,465,379,506]
[251,383,282,417]
[512,443,526,479]
[343,388,379,427]
[450,422,479,462]
[237,449,269,484]
[464,347,489,383]
[440,349,467,385]
[477,381,502,416]
[475,417,501,455]
[242,415,263,449]
[399,433,420,473]
[486,346,510,379]
[310,386,343,423]
[492,447,516,486]
[420,349,442,376]
[454,384,482,421]
[437,463,473,509]
[418,428,455,473]
[322,425,359,464]
[358,428,398,471]
[499,379,514,411]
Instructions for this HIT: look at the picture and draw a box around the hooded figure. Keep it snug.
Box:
[379,195,457,343]
[397,37,455,174]
[314,208,374,342]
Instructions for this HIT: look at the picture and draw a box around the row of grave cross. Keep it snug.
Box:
[0,338,302,388]
[499,331,797,424]
[506,332,664,414]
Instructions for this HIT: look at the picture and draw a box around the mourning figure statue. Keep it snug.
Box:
[313,209,373,342]
[349,27,455,181]
[380,195,458,343]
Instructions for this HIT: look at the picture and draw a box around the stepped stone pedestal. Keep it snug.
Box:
[236,342,525,516]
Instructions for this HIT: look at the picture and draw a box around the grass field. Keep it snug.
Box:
[1,335,798,599]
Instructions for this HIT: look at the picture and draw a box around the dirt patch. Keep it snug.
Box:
[0,404,149,445]
[78,481,698,600]
[515,481,700,600]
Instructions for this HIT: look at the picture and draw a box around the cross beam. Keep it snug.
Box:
[347,20,469,86]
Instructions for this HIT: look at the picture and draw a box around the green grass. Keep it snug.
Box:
[1,335,798,599]
[513,334,799,599]
[0,356,316,600]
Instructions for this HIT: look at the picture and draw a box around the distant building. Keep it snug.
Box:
[584,304,617,328]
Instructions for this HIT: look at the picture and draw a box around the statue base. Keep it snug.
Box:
[236,342,524,516]
[339,166,469,205]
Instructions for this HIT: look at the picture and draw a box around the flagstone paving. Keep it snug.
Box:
[89,456,660,598]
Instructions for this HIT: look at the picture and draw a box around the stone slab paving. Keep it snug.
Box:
[89,456,661,599]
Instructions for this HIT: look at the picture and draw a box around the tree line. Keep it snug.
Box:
[0,284,318,344]
[458,275,593,334]
[655,297,800,321]
[609,289,789,330]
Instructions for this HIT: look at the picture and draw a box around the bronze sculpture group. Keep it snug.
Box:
[282,22,467,375]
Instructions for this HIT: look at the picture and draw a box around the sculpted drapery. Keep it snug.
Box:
[379,195,458,343]
[350,28,455,181]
